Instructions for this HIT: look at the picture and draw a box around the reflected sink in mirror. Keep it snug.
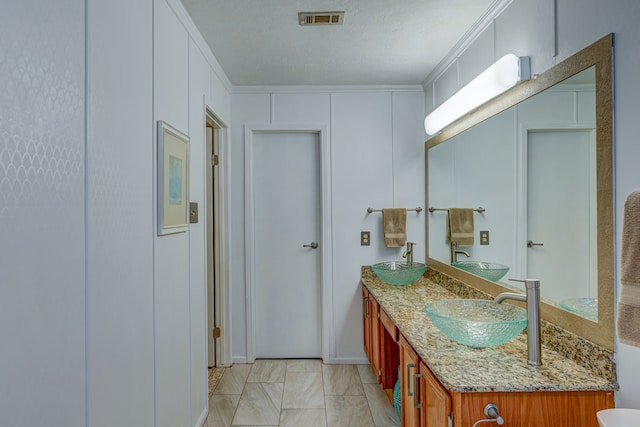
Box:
[559,298,598,322]
[451,261,509,282]
[372,261,427,286]
[424,299,527,347]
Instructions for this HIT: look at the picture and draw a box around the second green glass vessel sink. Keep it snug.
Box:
[452,261,509,282]
[424,299,527,348]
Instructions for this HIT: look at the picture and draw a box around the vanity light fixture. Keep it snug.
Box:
[424,54,531,135]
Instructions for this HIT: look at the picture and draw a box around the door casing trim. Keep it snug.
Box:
[206,108,231,367]
[244,124,333,363]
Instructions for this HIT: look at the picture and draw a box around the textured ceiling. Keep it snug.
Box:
[181,0,496,86]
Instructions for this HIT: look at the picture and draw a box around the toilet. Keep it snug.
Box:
[597,409,640,427]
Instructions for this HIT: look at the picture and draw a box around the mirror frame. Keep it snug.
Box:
[425,34,614,350]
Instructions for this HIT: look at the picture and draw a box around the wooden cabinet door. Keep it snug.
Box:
[362,286,371,361]
[419,362,451,427]
[370,295,381,382]
[399,334,420,427]
[362,284,381,382]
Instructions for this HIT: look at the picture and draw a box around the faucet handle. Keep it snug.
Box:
[508,277,540,289]
[404,242,416,263]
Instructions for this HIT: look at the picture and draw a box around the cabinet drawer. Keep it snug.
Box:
[379,308,399,342]
[451,390,614,427]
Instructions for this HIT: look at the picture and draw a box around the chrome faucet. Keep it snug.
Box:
[403,242,416,264]
[450,241,470,263]
[495,278,542,366]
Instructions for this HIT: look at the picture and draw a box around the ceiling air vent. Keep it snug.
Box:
[298,11,345,26]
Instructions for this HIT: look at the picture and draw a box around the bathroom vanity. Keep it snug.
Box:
[361,266,616,427]
[361,32,618,427]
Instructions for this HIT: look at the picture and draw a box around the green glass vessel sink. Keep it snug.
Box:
[372,261,427,286]
[424,299,527,348]
[559,298,598,322]
[452,261,510,282]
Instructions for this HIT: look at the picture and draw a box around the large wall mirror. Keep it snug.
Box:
[426,34,614,350]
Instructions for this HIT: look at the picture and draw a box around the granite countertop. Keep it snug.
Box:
[361,266,617,393]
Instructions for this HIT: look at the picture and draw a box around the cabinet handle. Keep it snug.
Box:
[484,403,505,425]
[406,363,415,396]
[412,373,422,409]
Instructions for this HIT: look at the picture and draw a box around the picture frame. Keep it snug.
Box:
[157,120,189,235]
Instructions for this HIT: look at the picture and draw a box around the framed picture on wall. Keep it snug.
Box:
[157,120,189,235]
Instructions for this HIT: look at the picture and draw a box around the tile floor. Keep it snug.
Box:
[206,359,400,427]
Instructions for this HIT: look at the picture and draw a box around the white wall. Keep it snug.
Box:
[188,36,210,427]
[87,0,154,426]
[424,0,640,408]
[1,0,231,425]
[153,1,231,426]
[230,88,425,362]
[0,1,86,425]
[154,1,192,425]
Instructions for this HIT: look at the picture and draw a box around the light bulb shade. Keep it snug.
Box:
[424,54,530,135]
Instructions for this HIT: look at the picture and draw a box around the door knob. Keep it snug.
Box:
[303,241,319,249]
[527,240,544,248]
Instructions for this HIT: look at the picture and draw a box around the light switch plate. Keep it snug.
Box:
[361,231,370,246]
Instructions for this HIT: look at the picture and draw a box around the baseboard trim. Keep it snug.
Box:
[195,408,208,427]
[324,356,370,365]
[231,355,370,365]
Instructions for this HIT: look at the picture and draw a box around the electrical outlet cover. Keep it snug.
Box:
[361,231,370,246]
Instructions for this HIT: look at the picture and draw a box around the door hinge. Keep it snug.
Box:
[211,154,219,166]
[213,327,221,338]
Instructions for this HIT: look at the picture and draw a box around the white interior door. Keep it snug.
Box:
[252,132,322,358]
[527,130,596,302]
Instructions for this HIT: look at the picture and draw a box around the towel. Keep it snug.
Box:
[618,191,640,347]
[382,208,407,247]
[447,208,474,247]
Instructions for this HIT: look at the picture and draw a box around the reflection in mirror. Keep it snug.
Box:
[426,35,613,350]
[429,67,597,314]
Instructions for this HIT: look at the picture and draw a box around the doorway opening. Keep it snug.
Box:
[206,110,229,368]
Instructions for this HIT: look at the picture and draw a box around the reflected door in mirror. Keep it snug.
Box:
[526,130,597,311]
